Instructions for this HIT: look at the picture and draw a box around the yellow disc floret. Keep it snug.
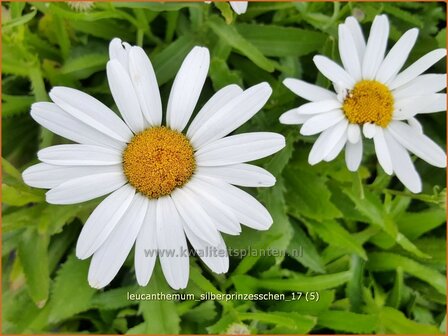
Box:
[342,80,394,127]
[123,126,196,198]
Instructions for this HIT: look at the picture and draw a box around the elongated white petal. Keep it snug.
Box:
[196,164,275,187]
[393,94,446,119]
[313,55,355,89]
[135,200,158,286]
[38,144,122,166]
[393,74,447,99]
[31,102,125,150]
[389,49,447,90]
[171,187,221,245]
[166,46,210,132]
[308,120,348,165]
[184,225,229,274]
[46,172,126,204]
[195,132,285,166]
[339,24,362,81]
[193,176,272,230]
[388,121,446,167]
[344,16,366,60]
[383,130,422,193]
[22,163,121,189]
[300,109,345,135]
[107,59,145,133]
[190,83,272,148]
[363,123,377,139]
[156,196,189,290]
[49,87,132,143]
[373,127,393,174]
[297,99,342,115]
[283,78,336,101]
[347,123,361,144]
[229,1,247,14]
[88,193,147,289]
[279,108,310,125]
[109,38,130,68]
[345,139,363,171]
[324,132,347,162]
[76,184,135,259]
[362,14,389,79]
[128,46,163,126]
[376,28,419,84]
[187,179,241,235]
[408,117,423,134]
[187,84,243,138]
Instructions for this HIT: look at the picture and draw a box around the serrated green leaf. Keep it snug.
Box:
[378,306,441,334]
[317,310,378,333]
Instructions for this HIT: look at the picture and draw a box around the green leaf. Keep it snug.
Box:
[237,23,327,57]
[317,311,378,333]
[209,57,243,90]
[238,311,316,334]
[2,10,36,32]
[60,53,108,79]
[366,252,446,295]
[377,307,442,334]
[18,228,50,307]
[91,286,139,310]
[2,94,35,118]
[207,15,276,72]
[271,290,335,315]
[49,253,96,323]
[2,184,44,206]
[182,301,217,323]
[396,208,446,239]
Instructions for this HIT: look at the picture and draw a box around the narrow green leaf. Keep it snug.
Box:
[318,311,377,333]
[378,306,441,334]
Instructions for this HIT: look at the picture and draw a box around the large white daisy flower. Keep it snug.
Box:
[23,38,284,289]
[280,14,447,193]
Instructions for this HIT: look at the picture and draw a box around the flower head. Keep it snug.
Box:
[23,38,284,289]
[280,14,447,193]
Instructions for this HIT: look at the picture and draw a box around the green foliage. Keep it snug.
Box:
[2,1,446,335]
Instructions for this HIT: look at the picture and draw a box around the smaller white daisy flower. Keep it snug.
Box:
[280,14,447,193]
[23,38,284,290]
[67,1,94,12]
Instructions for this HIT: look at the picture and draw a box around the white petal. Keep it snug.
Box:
[313,55,355,89]
[135,200,158,286]
[22,163,121,189]
[46,172,127,205]
[373,127,393,174]
[324,132,347,162]
[184,226,229,274]
[166,46,210,132]
[408,117,423,134]
[88,193,147,289]
[128,46,163,126]
[156,196,189,290]
[229,1,247,14]
[107,59,145,133]
[193,176,272,230]
[109,38,130,68]
[195,132,285,166]
[37,144,122,166]
[171,187,221,245]
[31,102,125,150]
[345,139,363,171]
[49,87,132,143]
[76,184,135,259]
[339,24,362,81]
[347,123,361,144]
[190,82,272,148]
[344,16,366,61]
[388,121,446,167]
[297,99,342,115]
[196,164,275,187]
[393,94,446,119]
[376,28,419,84]
[383,130,422,193]
[279,108,310,125]
[187,84,243,138]
[283,78,337,101]
[300,109,345,135]
[308,120,348,165]
[362,15,390,80]
[393,74,447,99]
[389,49,447,90]
[363,123,377,139]
[187,179,241,235]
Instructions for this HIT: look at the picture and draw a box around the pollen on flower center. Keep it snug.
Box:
[122,126,196,198]
[342,80,394,127]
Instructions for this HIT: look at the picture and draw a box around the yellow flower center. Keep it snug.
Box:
[342,80,394,127]
[122,126,196,199]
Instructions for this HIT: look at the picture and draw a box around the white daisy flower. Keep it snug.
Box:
[23,38,284,289]
[66,1,94,12]
[280,14,447,193]
[205,1,248,15]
